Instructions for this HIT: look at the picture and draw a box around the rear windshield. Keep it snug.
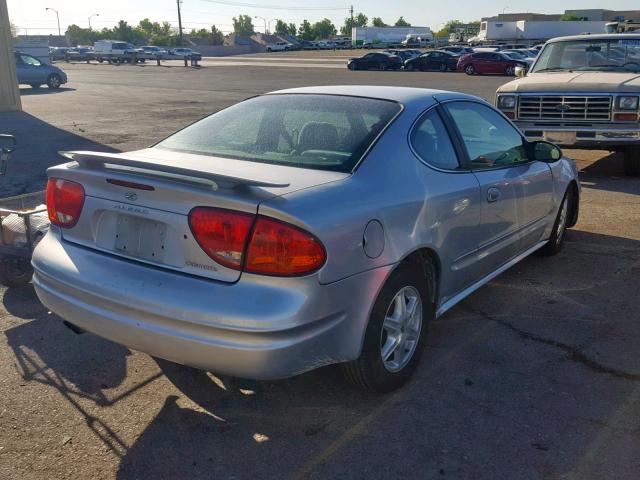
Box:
[156,94,402,172]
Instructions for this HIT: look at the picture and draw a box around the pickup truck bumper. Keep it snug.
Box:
[515,121,640,148]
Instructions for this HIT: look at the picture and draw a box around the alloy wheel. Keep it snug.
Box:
[380,286,423,373]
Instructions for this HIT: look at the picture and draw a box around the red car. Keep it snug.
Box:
[457,51,526,76]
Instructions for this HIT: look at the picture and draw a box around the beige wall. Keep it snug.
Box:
[0,0,21,112]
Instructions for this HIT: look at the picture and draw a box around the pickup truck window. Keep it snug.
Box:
[533,39,640,73]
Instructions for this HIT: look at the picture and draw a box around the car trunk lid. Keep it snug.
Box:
[50,149,348,282]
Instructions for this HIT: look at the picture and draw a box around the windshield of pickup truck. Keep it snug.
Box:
[532,38,640,73]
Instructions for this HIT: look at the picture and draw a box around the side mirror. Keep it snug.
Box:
[0,134,16,155]
[531,141,562,163]
[0,134,16,176]
[515,65,526,77]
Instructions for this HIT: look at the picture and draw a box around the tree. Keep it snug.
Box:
[274,20,297,36]
[311,18,337,40]
[561,13,582,21]
[298,19,313,40]
[233,15,255,35]
[435,19,462,38]
[371,17,387,27]
[394,16,411,27]
[340,12,367,36]
[189,26,224,45]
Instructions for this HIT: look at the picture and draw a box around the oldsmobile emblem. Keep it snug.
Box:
[124,192,138,201]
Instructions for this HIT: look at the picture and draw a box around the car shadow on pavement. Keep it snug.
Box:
[19,87,76,96]
[0,111,117,197]
[113,229,640,480]
[574,151,640,195]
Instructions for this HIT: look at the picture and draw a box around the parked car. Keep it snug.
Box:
[501,50,534,69]
[384,49,418,62]
[141,46,169,56]
[65,47,94,62]
[14,52,67,89]
[404,50,459,71]
[168,48,202,60]
[49,47,72,61]
[496,33,640,175]
[316,41,336,50]
[300,40,319,50]
[347,52,403,71]
[32,86,579,392]
[266,41,292,52]
[458,51,527,76]
[441,46,474,55]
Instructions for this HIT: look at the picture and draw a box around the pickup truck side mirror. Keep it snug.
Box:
[515,65,526,77]
[529,140,562,163]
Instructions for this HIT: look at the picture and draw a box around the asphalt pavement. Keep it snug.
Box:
[0,52,639,479]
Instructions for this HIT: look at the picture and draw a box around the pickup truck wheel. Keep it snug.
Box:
[341,261,433,392]
[46,74,62,89]
[624,147,640,176]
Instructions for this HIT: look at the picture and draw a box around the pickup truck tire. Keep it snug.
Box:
[46,74,62,89]
[624,147,640,176]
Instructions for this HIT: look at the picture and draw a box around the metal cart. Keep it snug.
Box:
[0,135,50,287]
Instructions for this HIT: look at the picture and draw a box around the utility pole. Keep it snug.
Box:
[176,0,184,46]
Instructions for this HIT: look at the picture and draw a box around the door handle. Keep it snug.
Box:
[487,187,501,202]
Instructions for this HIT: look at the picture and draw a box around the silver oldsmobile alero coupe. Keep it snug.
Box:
[33,86,580,392]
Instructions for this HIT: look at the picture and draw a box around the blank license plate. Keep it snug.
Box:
[115,215,166,262]
[544,131,576,145]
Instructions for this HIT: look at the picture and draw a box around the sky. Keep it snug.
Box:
[8,0,640,36]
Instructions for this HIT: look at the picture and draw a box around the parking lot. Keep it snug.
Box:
[1,51,640,479]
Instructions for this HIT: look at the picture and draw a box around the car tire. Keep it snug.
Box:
[439,63,447,72]
[348,63,355,71]
[407,63,415,71]
[624,147,640,176]
[379,64,387,71]
[341,260,434,392]
[464,64,475,75]
[30,84,42,89]
[505,65,515,76]
[538,186,575,256]
[46,74,62,89]
[266,48,272,52]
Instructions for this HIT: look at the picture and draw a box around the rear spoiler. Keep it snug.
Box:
[58,151,291,189]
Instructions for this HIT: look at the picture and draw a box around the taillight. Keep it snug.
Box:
[46,178,85,228]
[188,207,254,270]
[245,217,326,276]
[188,207,326,276]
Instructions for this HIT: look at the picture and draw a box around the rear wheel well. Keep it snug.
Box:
[566,181,579,228]
[398,248,440,308]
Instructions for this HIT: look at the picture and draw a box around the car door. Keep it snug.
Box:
[443,100,542,274]
[15,54,40,84]
[409,106,483,301]
[489,53,505,73]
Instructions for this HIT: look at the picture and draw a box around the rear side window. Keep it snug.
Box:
[157,94,401,173]
[410,109,459,170]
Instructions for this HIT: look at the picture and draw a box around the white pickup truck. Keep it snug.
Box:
[265,42,292,52]
[496,34,640,175]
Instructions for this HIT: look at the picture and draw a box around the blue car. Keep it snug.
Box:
[15,52,68,89]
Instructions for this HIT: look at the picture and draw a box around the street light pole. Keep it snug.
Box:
[254,16,267,35]
[88,13,99,29]
[45,7,60,36]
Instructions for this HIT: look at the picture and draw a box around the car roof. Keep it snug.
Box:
[267,86,480,106]
[547,33,640,43]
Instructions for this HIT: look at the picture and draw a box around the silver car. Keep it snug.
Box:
[32,86,580,392]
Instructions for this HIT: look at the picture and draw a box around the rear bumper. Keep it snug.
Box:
[32,231,392,379]
[515,121,640,148]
